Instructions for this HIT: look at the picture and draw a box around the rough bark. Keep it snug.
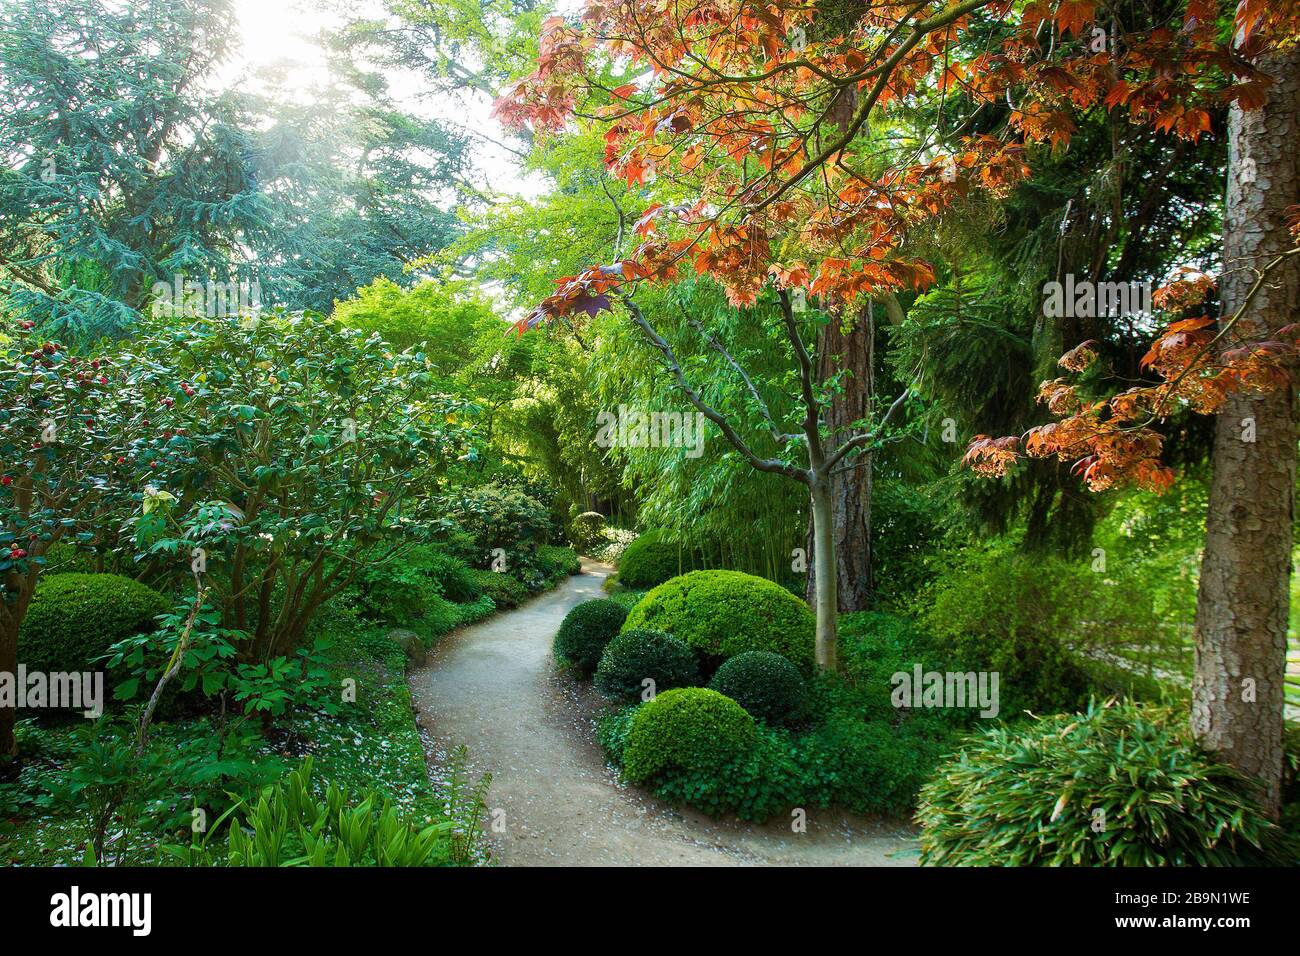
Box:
[805,300,875,610]
[1191,46,1300,817]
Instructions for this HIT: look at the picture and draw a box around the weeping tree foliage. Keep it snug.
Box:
[587,277,807,581]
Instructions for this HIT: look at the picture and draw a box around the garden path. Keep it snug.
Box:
[409,559,920,866]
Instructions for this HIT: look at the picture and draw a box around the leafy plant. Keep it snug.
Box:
[162,756,472,867]
[444,483,551,569]
[594,628,699,702]
[106,599,339,722]
[916,699,1284,866]
[553,599,628,678]
[115,310,475,663]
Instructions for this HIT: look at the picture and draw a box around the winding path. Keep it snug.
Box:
[409,559,919,866]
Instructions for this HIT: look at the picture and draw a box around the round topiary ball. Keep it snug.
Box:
[616,530,686,589]
[622,570,816,672]
[622,687,756,784]
[594,628,699,702]
[708,650,808,726]
[553,599,629,677]
[567,512,607,553]
[19,573,169,673]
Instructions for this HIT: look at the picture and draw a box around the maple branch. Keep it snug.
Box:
[745,0,995,219]
[621,296,807,482]
[824,386,913,473]
[1153,244,1300,416]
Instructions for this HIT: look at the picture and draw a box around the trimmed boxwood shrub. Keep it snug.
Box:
[708,651,808,726]
[567,512,606,553]
[534,544,581,581]
[623,570,816,672]
[616,530,688,589]
[622,687,756,784]
[19,573,168,673]
[916,699,1284,866]
[594,629,699,702]
[553,599,628,677]
[469,569,529,610]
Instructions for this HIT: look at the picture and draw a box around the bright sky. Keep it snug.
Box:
[228,0,544,199]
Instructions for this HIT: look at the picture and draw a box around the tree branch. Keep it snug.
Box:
[622,296,807,482]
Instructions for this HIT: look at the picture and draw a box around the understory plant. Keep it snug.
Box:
[916,699,1285,866]
[162,753,489,867]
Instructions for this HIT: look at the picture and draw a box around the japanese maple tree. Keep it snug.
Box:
[495,0,1296,660]
[496,0,1300,809]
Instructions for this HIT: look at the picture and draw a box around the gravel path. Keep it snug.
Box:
[409,559,919,866]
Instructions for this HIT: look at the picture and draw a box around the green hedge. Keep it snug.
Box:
[917,700,1285,866]
[623,570,816,672]
[621,687,756,784]
[468,569,529,610]
[534,545,581,582]
[553,599,628,677]
[617,531,690,589]
[594,629,699,702]
[708,651,808,726]
[20,573,168,673]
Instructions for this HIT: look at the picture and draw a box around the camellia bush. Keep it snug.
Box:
[113,311,476,663]
[0,325,139,756]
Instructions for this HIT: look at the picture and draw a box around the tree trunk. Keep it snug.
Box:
[805,300,875,610]
[809,474,839,671]
[1191,45,1300,817]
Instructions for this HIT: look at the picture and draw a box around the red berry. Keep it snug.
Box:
[0,476,11,486]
